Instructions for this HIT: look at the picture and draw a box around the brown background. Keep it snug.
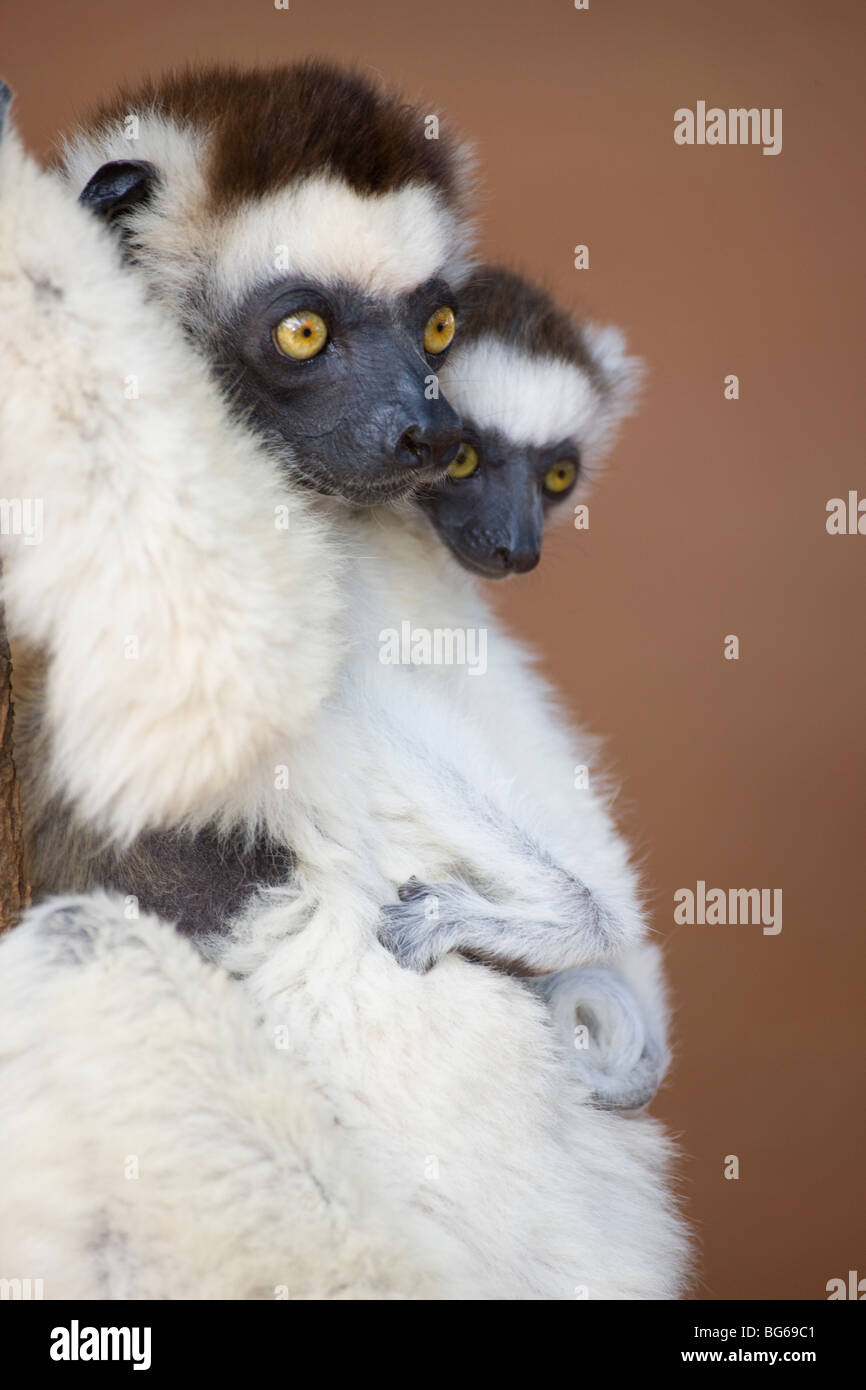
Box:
[5,0,864,1300]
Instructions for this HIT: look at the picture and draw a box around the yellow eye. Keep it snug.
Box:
[424,305,456,355]
[273,310,328,360]
[447,442,479,480]
[544,459,577,495]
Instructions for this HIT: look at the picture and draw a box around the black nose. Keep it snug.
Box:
[492,543,540,574]
[394,425,463,469]
[392,400,462,470]
[394,426,431,467]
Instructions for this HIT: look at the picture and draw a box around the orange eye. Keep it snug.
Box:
[273,310,328,360]
[447,442,479,479]
[543,459,577,495]
[424,305,456,354]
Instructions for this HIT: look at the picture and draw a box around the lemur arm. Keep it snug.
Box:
[376,789,668,1108]
[379,860,630,975]
[463,641,673,1096]
[375,716,642,974]
[377,810,669,1111]
[0,87,342,844]
[373,638,670,1104]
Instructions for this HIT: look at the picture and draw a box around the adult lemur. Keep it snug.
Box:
[18,63,636,981]
[0,70,689,1297]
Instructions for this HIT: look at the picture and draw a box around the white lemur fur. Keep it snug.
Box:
[0,894,475,1299]
[0,74,690,1298]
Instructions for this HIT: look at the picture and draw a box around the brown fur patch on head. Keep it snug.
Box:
[453,265,598,377]
[85,61,472,214]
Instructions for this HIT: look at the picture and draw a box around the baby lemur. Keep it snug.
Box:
[426,264,627,576]
[373,264,665,1109]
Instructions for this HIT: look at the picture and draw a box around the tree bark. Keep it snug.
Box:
[0,594,28,931]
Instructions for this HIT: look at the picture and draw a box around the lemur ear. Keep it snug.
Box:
[582,323,643,408]
[79,160,158,226]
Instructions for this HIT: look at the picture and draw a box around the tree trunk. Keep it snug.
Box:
[0,594,28,931]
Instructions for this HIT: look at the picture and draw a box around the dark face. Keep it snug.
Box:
[214,277,463,503]
[78,160,463,505]
[418,423,579,578]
